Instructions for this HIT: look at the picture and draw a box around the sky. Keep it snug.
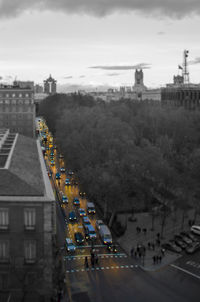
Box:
[0,0,200,91]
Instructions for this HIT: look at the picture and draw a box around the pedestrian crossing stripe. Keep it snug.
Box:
[65,253,126,260]
[65,264,137,274]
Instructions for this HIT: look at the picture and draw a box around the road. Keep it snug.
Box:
[37,118,200,302]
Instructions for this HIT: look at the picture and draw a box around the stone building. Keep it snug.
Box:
[0,83,35,137]
[0,129,56,302]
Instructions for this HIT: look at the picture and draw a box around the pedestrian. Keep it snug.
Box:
[156,238,160,246]
[134,251,137,259]
[143,228,147,235]
[91,256,95,267]
[148,242,151,250]
[138,252,141,260]
[84,256,89,269]
[130,247,134,257]
[161,248,165,257]
[157,232,160,238]
[153,255,156,264]
[159,255,162,263]
[138,227,141,233]
[95,254,99,265]
[136,246,140,253]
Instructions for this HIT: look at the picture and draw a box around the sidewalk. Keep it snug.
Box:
[117,209,200,272]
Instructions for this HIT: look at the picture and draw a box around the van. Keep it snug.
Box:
[85,224,97,240]
[87,202,96,214]
[191,225,200,235]
[99,225,112,245]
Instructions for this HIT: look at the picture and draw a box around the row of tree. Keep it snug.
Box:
[39,93,200,229]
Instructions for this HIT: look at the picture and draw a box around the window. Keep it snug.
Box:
[24,208,36,230]
[24,240,36,263]
[12,93,16,97]
[0,240,9,263]
[0,209,9,230]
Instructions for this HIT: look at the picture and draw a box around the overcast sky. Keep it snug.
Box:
[0,0,200,90]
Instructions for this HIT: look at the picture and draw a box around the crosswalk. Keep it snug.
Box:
[66,264,138,274]
[65,253,127,261]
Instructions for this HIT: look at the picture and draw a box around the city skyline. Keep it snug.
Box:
[0,0,200,91]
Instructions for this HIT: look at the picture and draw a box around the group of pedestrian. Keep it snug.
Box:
[131,244,146,260]
[152,255,162,264]
[84,249,99,269]
[136,226,147,234]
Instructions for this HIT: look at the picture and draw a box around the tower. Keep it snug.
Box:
[182,50,189,84]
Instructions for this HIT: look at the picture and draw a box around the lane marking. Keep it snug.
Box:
[170,264,200,280]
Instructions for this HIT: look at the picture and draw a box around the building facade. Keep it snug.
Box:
[43,75,57,95]
[0,83,35,137]
[0,129,56,302]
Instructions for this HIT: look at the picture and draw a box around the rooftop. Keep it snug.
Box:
[0,130,45,196]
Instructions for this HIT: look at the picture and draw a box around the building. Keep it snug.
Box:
[34,84,44,94]
[161,84,200,109]
[0,83,35,137]
[161,49,200,109]
[0,129,56,302]
[43,75,57,95]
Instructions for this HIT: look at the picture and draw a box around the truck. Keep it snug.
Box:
[99,225,112,245]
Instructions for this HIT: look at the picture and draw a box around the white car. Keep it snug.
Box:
[191,225,200,235]
[66,238,76,252]
[96,219,104,230]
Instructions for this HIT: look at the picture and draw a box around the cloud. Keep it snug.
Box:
[157,31,165,35]
[189,57,200,65]
[106,72,121,76]
[79,75,85,78]
[63,75,73,79]
[90,63,151,70]
[1,0,200,19]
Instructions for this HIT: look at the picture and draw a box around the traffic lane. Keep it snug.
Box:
[148,264,200,302]
[65,259,199,302]
[172,249,200,277]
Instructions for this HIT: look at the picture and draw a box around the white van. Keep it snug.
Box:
[99,225,112,245]
[87,202,96,214]
[191,225,200,235]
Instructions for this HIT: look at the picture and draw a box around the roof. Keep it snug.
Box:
[0,132,45,196]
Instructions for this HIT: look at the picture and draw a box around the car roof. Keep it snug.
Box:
[66,238,72,243]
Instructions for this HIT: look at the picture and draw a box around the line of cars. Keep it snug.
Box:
[162,227,200,254]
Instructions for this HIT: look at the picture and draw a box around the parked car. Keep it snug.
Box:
[79,208,86,216]
[191,225,200,235]
[69,211,77,222]
[162,242,182,253]
[174,237,187,249]
[96,219,104,230]
[87,202,96,214]
[73,197,80,206]
[178,234,192,245]
[75,232,84,244]
[186,241,200,254]
[66,238,76,252]
[180,231,198,242]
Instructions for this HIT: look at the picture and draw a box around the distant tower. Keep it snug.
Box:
[135,69,144,86]
[44,75,57,95]
[182,50,190,84]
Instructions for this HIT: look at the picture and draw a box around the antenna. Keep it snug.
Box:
[182,50,189,84]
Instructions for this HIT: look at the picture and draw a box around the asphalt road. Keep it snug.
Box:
[38,119,200,302]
